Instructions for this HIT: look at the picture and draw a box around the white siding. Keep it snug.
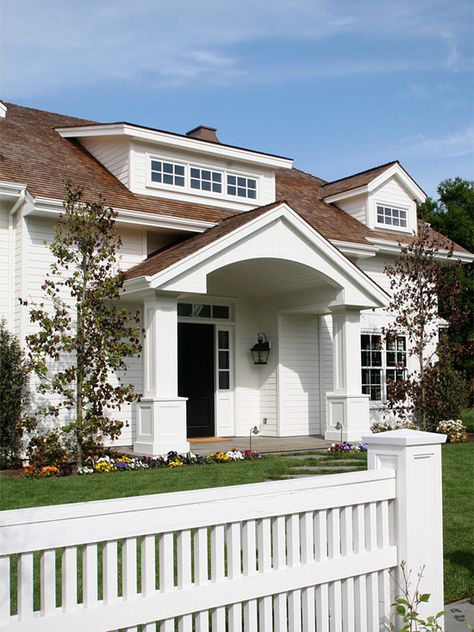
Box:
[80,138,130,187]
[0,202,10,322]
[337,194,367,225]
[278,314,320,436]
[258,307,279,436]
[233,299,261,434]
[130,141,276,212]
[368,175,417,233]
[21,216,145,445]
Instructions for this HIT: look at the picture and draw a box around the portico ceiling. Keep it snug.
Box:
[207,258,333,299]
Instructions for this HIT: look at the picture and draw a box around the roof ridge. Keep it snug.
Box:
[321,160,399,188]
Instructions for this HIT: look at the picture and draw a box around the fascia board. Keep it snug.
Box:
[0,181,28,197]
[56,124,293,170]
[147,203,389,306]
[368,164,426,203]
[330,240,378,259]
[24,195,215,233]
[323,185,368,203]
[368,236,474,262]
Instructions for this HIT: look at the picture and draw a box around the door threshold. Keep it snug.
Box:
[188,436,228,443]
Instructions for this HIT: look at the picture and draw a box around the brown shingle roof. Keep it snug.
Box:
[1,103,468,259]
[123,201,284,280]
[320,161,399,198]
[0,103,233,223]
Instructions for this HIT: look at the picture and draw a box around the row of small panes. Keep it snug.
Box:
[178,303,230,319]
[150,160,257,199]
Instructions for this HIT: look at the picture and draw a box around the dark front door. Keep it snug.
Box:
[178,323,215,437]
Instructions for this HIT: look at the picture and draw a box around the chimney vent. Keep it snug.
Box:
[186,125,220,143]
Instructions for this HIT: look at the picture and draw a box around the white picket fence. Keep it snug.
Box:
[0,430,446,632]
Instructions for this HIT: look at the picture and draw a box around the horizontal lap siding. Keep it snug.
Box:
[279,314,320,436]
[0,204,9,322]
[81,138,130,187]
[23,216,144,443]
[234,300,260,435]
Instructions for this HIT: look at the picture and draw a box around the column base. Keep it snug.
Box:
[324,392,371,443]
[134,397,190,456]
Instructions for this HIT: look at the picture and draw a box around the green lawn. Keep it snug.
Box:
[442,442,474,602]
[1,444,472,604]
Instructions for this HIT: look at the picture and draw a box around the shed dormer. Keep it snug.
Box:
[56,122,292,212]
[320,161,426,234]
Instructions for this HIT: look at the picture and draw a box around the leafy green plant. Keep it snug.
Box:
[21,181,143,466]
[0,319,29,468]
[385,562,444,631]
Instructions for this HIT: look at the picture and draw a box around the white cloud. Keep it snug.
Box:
[405,127,474,159]
[0,0,472,97]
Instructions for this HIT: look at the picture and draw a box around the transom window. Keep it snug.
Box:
[151,160,185,187]
[376,205,407,228]
[361,333,407,402]
[190,167,222,193]
[227,174,257,199]
[178,303,230,320]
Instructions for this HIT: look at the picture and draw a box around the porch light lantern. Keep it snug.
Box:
[250,332,271,365]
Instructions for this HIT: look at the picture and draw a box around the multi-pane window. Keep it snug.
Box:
[178,303,230,320]
[217,330,230,390]
[361,334,383,401]
[376,205,408,228]
[190,167,222,193]
[386,336,407,384]
[361,334,407,402]
[227,174,257,199]
[150,160,185,186]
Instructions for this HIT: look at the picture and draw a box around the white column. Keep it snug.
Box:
[134,294,189,456]
[325,307,370,441]
[364,429,446,626]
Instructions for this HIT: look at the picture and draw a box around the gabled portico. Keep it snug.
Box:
[123,202,389,455]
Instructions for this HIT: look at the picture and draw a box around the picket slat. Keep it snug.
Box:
[177,529,192,632]
[141,535,157,632]
[226,523,242,632]
[83,544,98,608]
[61,546,77,612]
[40,549,55,615]
[194,528,209,632]
[0,557,9,622]
[210,525,226,630]
[257,518,272,632]
[17,552,33,620]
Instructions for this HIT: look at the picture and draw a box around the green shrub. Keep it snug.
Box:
[0,320,29,468]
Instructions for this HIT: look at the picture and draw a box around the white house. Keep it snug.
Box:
[0,102,471,455]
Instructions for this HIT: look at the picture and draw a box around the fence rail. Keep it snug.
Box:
[0,430,446,631]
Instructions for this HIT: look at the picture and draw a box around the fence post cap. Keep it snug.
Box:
[362,429,447,447]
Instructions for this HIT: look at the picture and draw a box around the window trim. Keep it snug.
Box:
[361,331,407,404]
[149,157,187,190]
[146,153,260,202]
[374,200,410,232]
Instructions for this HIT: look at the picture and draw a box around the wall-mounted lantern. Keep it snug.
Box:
[250,332,271,365]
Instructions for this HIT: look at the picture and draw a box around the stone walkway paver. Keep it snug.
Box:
[291,465,364,472]
[445,600,474,631]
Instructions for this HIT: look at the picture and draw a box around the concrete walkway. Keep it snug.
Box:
[189,435,331,456]
[445,600,474,631]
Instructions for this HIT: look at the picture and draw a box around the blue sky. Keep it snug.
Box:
[1,0,473,196]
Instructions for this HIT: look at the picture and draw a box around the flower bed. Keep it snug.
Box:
[73,449,262,476]
[327,442,367,453]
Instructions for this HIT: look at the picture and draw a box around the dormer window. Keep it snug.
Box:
[151,160,185,187]
[227,174,257,199]
[376,205,408,229]
[190,167,222,193]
